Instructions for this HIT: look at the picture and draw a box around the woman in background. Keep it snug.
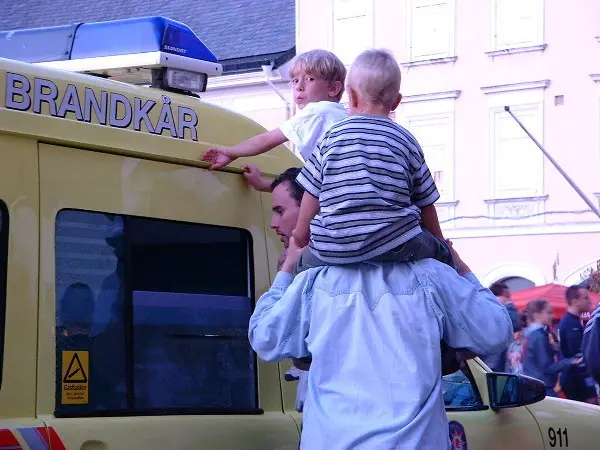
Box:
[523,299,582,397]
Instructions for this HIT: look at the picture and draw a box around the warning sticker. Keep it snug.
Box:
[61,351,89,404]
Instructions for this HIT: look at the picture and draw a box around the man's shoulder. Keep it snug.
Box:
[559,313,579,329]
[308,262,419,293]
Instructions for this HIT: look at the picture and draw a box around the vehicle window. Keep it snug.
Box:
[0,201,8,389]
[442,365,483,409]
[55,209,257,417]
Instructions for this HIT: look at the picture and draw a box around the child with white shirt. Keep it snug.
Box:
[201,49,348,192]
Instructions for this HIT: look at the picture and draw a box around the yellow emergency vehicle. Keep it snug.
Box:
[0,16,598,450]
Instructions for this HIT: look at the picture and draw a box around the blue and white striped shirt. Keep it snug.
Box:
[296,114,439,264]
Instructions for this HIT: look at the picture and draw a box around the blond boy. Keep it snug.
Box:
[293,49,452,270]
[202,49,348,191]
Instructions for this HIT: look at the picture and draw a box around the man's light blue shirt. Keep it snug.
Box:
[249,259,513,450]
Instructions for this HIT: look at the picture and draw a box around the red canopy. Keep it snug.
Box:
[511,283,600,320]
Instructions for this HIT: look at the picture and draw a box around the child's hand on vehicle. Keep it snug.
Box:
[202,147,236,170]
[242,163,271,192]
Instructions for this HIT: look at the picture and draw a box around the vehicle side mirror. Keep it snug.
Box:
[486,373,546,409]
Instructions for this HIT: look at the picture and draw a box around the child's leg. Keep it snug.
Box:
[373,228,456,269]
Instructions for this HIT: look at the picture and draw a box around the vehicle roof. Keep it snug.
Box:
[0,57,300,178]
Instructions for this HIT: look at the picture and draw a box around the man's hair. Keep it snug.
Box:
[271,168,304,206]
[490,281,510,297]
[288,49,347,102]
[526,299,549,322]
[566,285,582,305]
[346,49,401,109]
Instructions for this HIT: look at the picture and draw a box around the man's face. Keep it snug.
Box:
[270,181,300,247]
[575,288,592,313]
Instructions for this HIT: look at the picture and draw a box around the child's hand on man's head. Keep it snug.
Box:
[201,147,236,170]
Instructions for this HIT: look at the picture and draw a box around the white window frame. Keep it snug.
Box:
[482,81,549,200]
[490,0,545,52]
[396,91,459,202]
[331,0,374,65]
[405,0,456,63]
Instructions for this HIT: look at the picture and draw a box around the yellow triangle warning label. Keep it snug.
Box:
[62,351,88,383]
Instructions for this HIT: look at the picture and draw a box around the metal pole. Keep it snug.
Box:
[504,105,600,219]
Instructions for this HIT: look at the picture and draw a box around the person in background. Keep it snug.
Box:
[558,286,597,404]
[506,311,529,374]
[523,299,582,398]
[482,281,522,372]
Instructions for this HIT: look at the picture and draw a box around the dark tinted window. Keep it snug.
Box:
[55,209,257,417]
[0,202,8,389]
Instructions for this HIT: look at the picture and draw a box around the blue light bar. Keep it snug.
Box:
[71,17,218,63]
[0,16,220,71]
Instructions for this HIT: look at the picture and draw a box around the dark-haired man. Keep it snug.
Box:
[559,285,596,403]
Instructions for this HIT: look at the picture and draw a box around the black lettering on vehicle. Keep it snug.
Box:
[548,427,568,447]
[33,77,59,115]
[5,73,32,111]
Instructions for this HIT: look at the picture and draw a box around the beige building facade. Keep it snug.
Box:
[209,0,600,291]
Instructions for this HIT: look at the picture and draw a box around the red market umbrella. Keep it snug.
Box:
[511,283,600,321]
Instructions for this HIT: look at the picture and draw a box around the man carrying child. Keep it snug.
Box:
[202,47,512,448]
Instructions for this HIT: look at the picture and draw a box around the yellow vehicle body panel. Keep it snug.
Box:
[1,55,599,449]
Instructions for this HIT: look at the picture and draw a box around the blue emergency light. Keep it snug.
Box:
[0,17,223,93]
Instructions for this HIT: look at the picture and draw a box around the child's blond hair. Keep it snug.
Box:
[346,49,401,109]
[288,49,346,102]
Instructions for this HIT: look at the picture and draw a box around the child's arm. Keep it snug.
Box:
[202,129,288,170]
[421,204,444,239]
[242,163,273,192]
[292,192,320,248]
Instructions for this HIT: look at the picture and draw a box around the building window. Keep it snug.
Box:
[333,0,374,65]
[492,0,544,50]
[397,94,458,202]
[55,209,257,417]
[490,104,544,198]
[408,0,455,61]
[405,116,453,200]
[482,81,548,201]
[0,201,8,389]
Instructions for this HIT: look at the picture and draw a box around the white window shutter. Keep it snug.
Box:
[494,109,542,196]
[411,1,451,60]
[495,0,539,49]
[333,0,373,64]
[407,117,451,199]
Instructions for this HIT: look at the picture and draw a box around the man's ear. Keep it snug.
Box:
[329,81,343,99]
[390,93,402,112]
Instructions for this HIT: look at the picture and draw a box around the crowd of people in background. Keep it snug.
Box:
[485,282,598,404]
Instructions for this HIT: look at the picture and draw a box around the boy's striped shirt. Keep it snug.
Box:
[296,114,439,264]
